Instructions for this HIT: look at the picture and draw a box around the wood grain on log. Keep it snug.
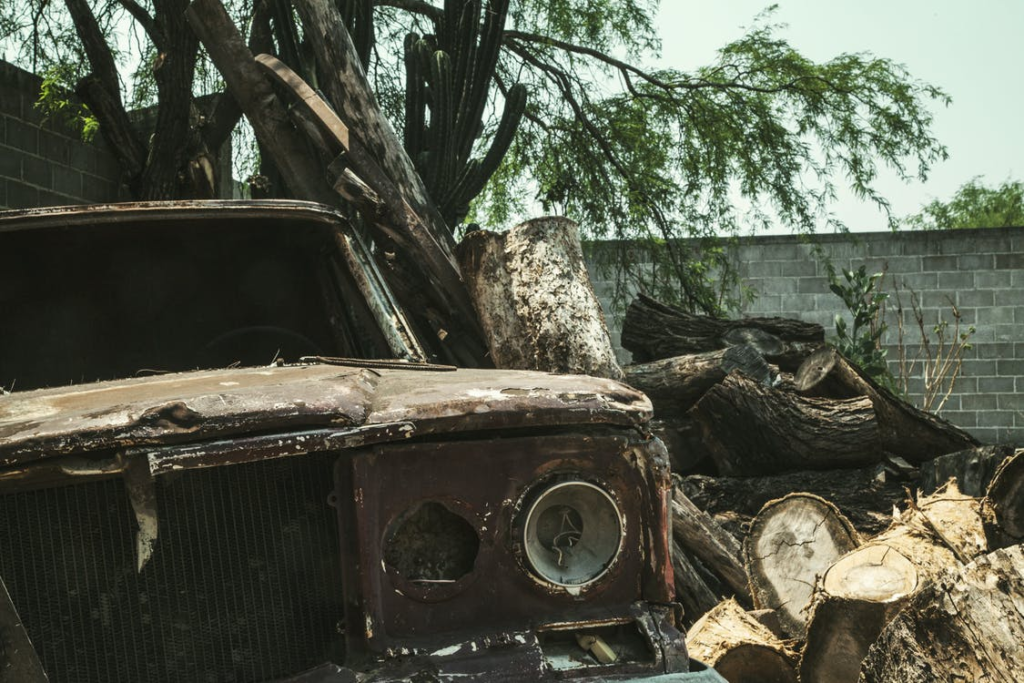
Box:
[800,483,987,683]
[685,599,799,683]
[861,545,1024,683]
[795,346,978,463]
[622,293,822,369]
[982,449,1024,547]
[681,466,906,538]
[456,220,622,379]
[744,494,860,638]
[687,372,880,476]
[623,344,774,414]
[671,488,751,604]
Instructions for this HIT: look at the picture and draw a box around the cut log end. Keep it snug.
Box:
[745,493,860,637]
[686,599,798,683]
[821,545,918,603]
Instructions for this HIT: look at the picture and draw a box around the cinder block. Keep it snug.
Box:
[780,260,816,277]
[21,154,50,187]
[0,88,21,117]
[977,411,1009,428]
[958,253,996,270]
[796,277,827,294]
[762,244,799,261]
[956,290,994,307]
[993,289,1024,307]
[36,189,81,208]
[0,145,21,178]
[997,394,1024,411]
[938,410,976,428]
[975,342,1015,360]
[746,260,783,277]
[3,118,39,154]
[4,179,39,208]
[938,271,975,289]
[975,271,1013,289]
[960,393,998,411]
[893,271,938,290]
[51,165,81,197]
[39,130,73,165]
[995,253,1024,270]
[981,306,1016,325]
[997,359,1024,376]
[922,255,958,272]
[978,376,1015,393]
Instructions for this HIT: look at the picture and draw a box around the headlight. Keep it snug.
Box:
[522,480,623,588]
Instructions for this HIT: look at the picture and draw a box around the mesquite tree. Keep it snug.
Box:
[1,1,949,313]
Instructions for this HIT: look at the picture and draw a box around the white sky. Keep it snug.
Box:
[655,1,1024,233]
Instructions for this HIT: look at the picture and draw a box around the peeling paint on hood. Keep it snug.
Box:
[0,363,652,466]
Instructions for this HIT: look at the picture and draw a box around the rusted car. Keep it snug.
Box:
[0,201,722,682]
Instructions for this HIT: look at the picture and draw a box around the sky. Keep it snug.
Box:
[654,1,1024,233]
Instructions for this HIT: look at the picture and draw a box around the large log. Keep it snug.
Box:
[622,294,823,370]
[744,494,860,638]
[455,219,622,379]
[800,483,987,683]
[670,540,721,627]
[795,346,979,463]
[981,449,1024,548]
[185,0,338,206]
[623,344,775,414]
[920,444,1015,495]
[685,599,799,683]
[860,545,1024,683]
[687,372,880,476]
[681,466,908,538]
[671,488,751,604]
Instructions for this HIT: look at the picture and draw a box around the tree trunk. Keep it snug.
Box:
[687,372,880,476]
[920,444,1015,496]
[859,545,1024,683]
[685,599,799,683]
[744,494,860,638]
[800,483,987,683]
[293,0,451,251]
[680,466,907,538]
[671,488,751,604]
[622,293,823,370]
[670,540,721,627]
[185,0,339,206]
[623,344,775,414]
[982,449,1024,547]
[795,346,979,463]
[456,219,622,379]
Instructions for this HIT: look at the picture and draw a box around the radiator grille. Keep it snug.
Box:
[0,453,345,682]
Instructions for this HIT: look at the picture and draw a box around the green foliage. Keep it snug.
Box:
[826,263,896,387]
[36,65,100,142]
[2,1,950,315]
[903,177,1024,230]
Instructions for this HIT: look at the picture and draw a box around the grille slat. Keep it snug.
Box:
[0,453,345,683]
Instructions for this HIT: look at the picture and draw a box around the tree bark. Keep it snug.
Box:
[622,293,823,369]
[623,344,775,414]
[186,0,339,206]
[293,0,451,249]
[685,599,799,683]
[800,483,987,683]
[795,346,979,463]
[744,494,860,638]
[920,444,1014,496]
[670,540,721,627]
[671,488,751,604]
[680,466,907,538]
[981,449,1024,547]
[859,545,1024,683]
[456,220,622,379]
[687,372,880,476]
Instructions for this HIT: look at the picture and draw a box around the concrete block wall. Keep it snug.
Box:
[0,60,124,209]
[588,226,1024,446]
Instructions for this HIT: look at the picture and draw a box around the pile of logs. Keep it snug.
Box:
[623,294,1024,681]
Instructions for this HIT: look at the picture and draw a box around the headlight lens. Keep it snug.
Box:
[522,480,623,587]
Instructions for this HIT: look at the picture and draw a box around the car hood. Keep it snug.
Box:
[0,363,651,466]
